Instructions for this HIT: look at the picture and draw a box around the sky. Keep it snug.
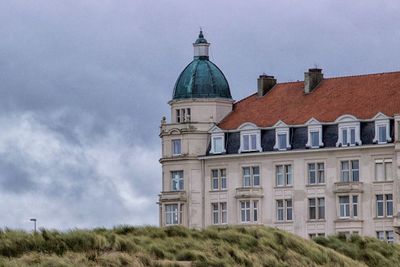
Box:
[0,0,399,230]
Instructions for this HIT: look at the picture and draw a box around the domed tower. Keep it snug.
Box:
[158,31,234,228]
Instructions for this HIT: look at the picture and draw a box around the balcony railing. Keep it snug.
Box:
[159,191,187,202]
[334,181,364,193]
[235,187,264,198]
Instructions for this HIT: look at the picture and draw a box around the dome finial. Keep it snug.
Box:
[193,29,209,59]
[199,27,204,39]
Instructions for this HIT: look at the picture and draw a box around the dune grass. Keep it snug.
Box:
[0,225,394,266]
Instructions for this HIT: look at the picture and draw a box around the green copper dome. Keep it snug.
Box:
[172,31,232,100]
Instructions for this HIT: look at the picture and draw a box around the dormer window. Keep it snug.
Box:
[209,126,226,154]
[306,119,323,148]
[373,113,391,144]
[273,121,291,151]
[238,123,262,153]
[336,115,361,147]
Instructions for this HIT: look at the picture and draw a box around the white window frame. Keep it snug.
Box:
[237,123,262,153]
[275,164,292,187]
[374,119,391,144]
[338,194,359,219]
[171,171,184,191]
[273,121,291,150]
[242,166,260,188]
[171,139,181,156]
[211,202,228,225]
[335,115,361,147]
[308,162,325,185]
[165,203,183,225]
[211,169,227,191]
[210,133,226,154]
[376,194,393,218]
[340,160,360,182]
[375,159,393,181]
[306,119,324,148]
[276,199,293,222]
[240,200,259,224]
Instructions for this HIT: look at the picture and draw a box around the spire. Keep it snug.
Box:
[193,30,210,59]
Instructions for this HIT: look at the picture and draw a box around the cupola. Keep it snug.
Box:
[172,31,232,100]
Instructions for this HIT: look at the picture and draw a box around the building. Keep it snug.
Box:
[158,31,400,243]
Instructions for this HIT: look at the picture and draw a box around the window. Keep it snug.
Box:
[276,199,293,221]
[374,119,391,144]
[375,159,393,181]
[165,204,183,225]
[241,201,250,222]
[210,133,225,154]
[276,164,292,187]
[176,108,191,123]
[309,197,325,220]
[337,121,361,147]
[376,194,393,218]
[309,233,325,239]
[274,125,291,151]
[308,163,325,184]
[339,196,350,218]
[340,160,359,182]
[240,200,258,223]
[278,133,287,150]
[212,202,227,225]
[171,171,184,191]
[211,169,227,191]
[242,166,260,187]
[377,231,395,243]
[242,133,257,151]
[172,139,181,155]
[306,123,323,148]
[338,195,359,218]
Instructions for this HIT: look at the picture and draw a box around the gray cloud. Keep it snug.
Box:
[0,0,399,229]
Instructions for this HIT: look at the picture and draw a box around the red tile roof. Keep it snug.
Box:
[218,71,400,130]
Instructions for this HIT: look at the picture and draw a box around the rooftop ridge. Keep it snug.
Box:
[273,70,400,85]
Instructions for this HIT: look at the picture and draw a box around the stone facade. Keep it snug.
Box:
[158,32,400,243]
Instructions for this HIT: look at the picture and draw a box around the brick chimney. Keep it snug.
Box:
[304,68,323,94]
[257,74,277,96]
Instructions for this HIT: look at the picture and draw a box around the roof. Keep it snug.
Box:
[172,58,232,100]
[218,71,400,130]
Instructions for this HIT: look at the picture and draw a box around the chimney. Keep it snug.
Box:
[257,74,277,96]
[304,68,323,94]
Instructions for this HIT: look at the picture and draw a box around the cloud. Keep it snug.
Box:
[0,110,160,230]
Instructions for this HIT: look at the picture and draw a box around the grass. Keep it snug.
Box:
[0,225,396,266]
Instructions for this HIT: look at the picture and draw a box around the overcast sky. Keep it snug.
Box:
[0,1,399,230]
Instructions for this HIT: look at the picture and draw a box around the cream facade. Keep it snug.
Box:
[158,32,400,243]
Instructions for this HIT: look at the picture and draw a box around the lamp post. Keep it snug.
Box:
[30,218,37,233]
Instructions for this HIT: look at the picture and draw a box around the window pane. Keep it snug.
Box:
[250,134,257,150]
[220,169,227,189]
[171,171,183,191]
[387,231,394,243]
[286,199,293,220]
[318,198,325,219]
[253,167,260,186]
[243,135,249,151]
[308,163,316,184]
[212,203,219,224]
[379,126,387,143]
[377,231,384,240]
[375,163,384,181]
[286,165,293,185]
[214,137,223,153]
[276,166,284,186]
[342,128,348,144]
[278,133,287,149]
[350,128,356,144]
[341,161,349,182]
[352,196,358,217]
[351,160,359,182]
[172,139,181,155]
[386,194,393,216]
[385,162,392,180]
[309,198,316,220]
[221,202,227,224]
[318,163,325,183]
[243,167,251,187]
[253,201,258,222]
[311,131,319,147]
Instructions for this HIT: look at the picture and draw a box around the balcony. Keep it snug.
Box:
[159,191,187,202]
[334,181,364,193]
[235,187,264,199]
